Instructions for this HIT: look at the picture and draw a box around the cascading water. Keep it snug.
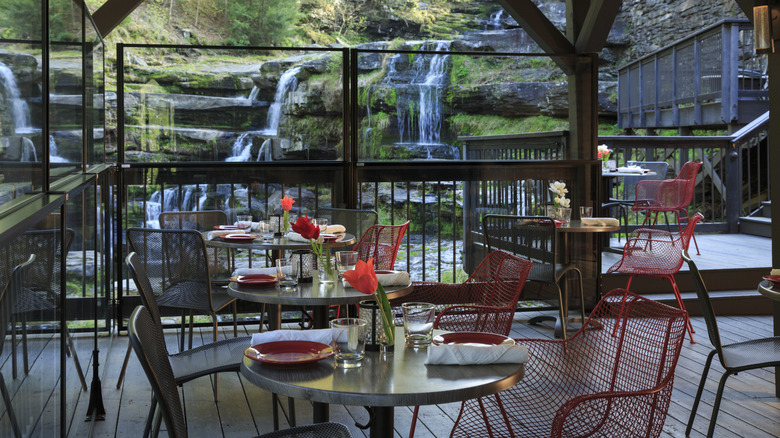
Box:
[416,41,449,145]
[49,135,67,162]
[487,9,504,29]
[246,86,259,101]
[0,62,32,133]
[225,66,301,162]
[262,66,301,136]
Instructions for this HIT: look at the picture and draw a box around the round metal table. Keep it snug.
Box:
[205,232,357,258]
[758,280,780,397]
[240,327,525,438]
[228,277,412,330]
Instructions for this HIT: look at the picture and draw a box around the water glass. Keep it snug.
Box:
[236,215,253,229]
[580,206,593,219]
[402,302,435,347]
[313,217,328,232]
[330,318,367,368]
[268,215,282,236]
[275,259,297,289]
[257,220,274,240]
[336,251,359,276]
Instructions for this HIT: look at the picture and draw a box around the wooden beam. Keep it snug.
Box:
[574,0,622,53]
[92,0,145,38]
[498,0,575,73]
[734,0,754,21]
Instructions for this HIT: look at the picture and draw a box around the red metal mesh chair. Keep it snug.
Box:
[449,289,688,438]
[632,161,702,254]
[393,250,533,437]
[606,212,704,343]
[353,221,409,270]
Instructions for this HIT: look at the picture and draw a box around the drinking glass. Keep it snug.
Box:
[236,215,253,229]
[580,206,593,219]
[257,220,273,240]
[275,259,297,289]
[402,302,435,347]
[336,251,359,276]
[268,215,282,236]
[330,318,367,368]
[313,217,328,232]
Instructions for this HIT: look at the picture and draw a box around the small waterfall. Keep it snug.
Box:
[256,138,271,161]
[20,137,37,161]
[263,66,301,136]
[0,62,32,133]
[416,41,449,145]
[246,86,259,101]
[487,9,504,29]
[226,132,254,162]
[49,135,67,163]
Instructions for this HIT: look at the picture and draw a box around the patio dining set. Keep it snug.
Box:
[2,161,778,438]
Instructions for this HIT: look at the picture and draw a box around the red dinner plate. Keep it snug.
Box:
[230,274,277,287]
[432,332,515,346]
[223,233,259,242]
[213,225,239,230]
[244,341,334,365]
[763,275,780,287]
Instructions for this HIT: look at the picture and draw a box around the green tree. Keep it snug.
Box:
[227,0,298,47]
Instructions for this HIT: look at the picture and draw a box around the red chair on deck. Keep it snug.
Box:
[449,289,688,438]
[352,221,409,269]
[606,212,704,343]
[389,250,534,438]
[632,161,702,254]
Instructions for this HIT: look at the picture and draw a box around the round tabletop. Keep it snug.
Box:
[602,171,657,177]
[228,276,413,306]
[758,280,780,302]
[240,327,525,408]
[557,220,620,233]
[204,232,357,251]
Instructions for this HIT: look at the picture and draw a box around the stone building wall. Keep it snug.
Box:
[619,0,746,56]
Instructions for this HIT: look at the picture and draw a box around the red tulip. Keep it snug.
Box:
[342,258,378,295]
[281,196,295,211]
[291,215,319,240]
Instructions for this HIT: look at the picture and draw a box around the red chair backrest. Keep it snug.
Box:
[354,221,409,270]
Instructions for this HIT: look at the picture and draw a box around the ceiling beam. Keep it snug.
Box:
[734,0,754,22]
[574,0,622,53]
[499,0,576,73]
[92,0,145,38]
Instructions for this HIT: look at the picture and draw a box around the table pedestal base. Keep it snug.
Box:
[371,406,394,438]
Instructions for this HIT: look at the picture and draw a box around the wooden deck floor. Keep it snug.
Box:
[64,309,780,438]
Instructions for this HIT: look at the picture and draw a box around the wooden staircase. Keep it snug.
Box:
[739,201,771,238]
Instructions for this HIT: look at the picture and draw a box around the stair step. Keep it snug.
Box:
[651,290,768,316]
[739,216,771,237]
[761,200,771,217]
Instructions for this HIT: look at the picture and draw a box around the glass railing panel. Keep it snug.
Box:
[120,46,346,164]
[86,15,105,166]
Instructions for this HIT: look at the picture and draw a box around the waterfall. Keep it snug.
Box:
[20,137,37,161]
[225,132,254,162]
[487,9,504,29]
[246,85,259,101]
[49,135,67,162]
[256,138,271,161]
[0,62,32,133]
[262,66,301,136]
[416,41,449,145]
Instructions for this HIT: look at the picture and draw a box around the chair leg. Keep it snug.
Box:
[21,313,28,374]
[188,310,194,350]
[212,315,219,402]
[144,396,157,438]
[554,283,567,339]
[64,326,89,391]
[116,340,133,389]
[612,276,634,337]
[179,310,186,352]
[11,315,17,379]
[706,370,734,438]
[232,302,238,338]
[409,405,420,438]
[686,350,716,436]
[667,276,695,343]
[0,374,22,438]
[272,393,280,430]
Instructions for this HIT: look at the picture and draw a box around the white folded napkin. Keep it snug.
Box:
[425,343,529,366]
[207,229,248,240]
[233,267,277,277]
[617,166,646,174]
[342,271,411,288]
[286,232,310,243]
[580,217,620,227]
[250,329,333,346]
[325,224,346,234]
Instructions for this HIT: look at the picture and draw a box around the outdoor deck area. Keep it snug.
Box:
[67,310,778,438]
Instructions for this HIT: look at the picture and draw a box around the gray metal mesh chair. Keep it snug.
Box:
[0,255,35,438]
[2,229,87,390]
[159,211,232,284]
[313,207,378,247]
[482,215,584,338]
[130,304,353,438]
[683,251,780,438]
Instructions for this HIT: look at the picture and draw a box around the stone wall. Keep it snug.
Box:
[619,0,746,56]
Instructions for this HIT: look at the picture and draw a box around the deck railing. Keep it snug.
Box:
[617,19,768,130]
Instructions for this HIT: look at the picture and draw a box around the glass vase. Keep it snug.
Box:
[317,255,338,284]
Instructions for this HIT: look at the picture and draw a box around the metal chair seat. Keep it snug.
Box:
[169,335,251,384]
[719,337,780,370]
[257,422,353,438]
